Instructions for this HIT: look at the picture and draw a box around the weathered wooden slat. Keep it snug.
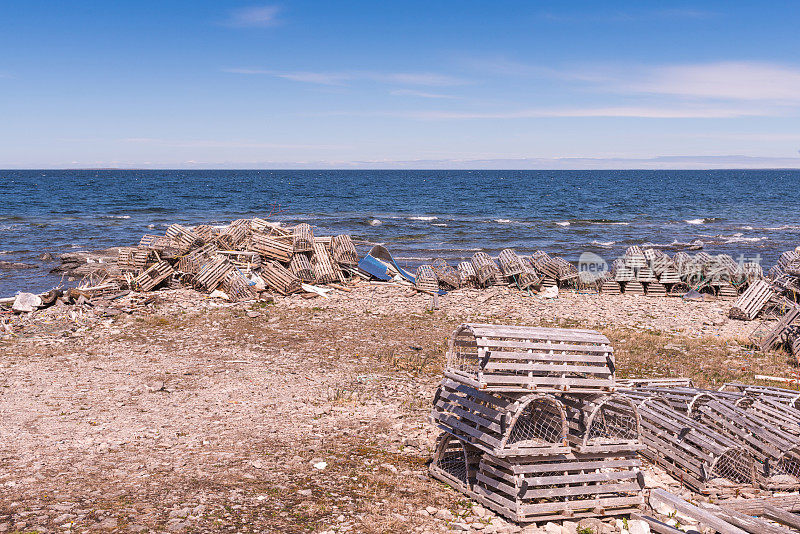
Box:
[649,489,750,534]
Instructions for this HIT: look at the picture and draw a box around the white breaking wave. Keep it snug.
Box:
[494,219,514,223]
[763,225,800,231]
[101,215,131,219]
[685,218,706,225]
[724,236,767,243]
[556,221,570,227]
[431,223,448,227]
[408,216,438,221]
[368,219,382,226]
[591,240,615,248]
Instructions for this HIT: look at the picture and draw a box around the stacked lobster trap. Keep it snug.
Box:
[429,324,645,523]
[115,217,361,299]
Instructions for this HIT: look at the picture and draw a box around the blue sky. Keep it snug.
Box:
[2,1,800,168]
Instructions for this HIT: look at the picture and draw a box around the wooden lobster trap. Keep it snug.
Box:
[249,231,293,262]
[415,264,439,293]
[742,261,764,282]
[694,398,800,490]
[561,394,642,454]
[191,224,218,243]
[748,300,800,351]
[531,251,558,280]
[735,396,800,437]
[552,257,579,284]
[471,252,502,287]
[624,246,647,269]
[292,223,314,253]
[311,241,340,283]
[431,258,460,289]
[261,260,302,295]
[330,234,359,266]
[730,279,775,320]
[444,324,615,394]
[218,250,261,272]
[177,243,219,274]
[498,249,525,277]
[632,386,742,415]
[632,395,756,495]
[718,284,739,299]
[429,433,482,495]
[472,450,644,523]
[216,219,249,250]
[132,261,175,292]
[193,256,231,291]
[658,266,681,284]
[612,259,634,282]
[117,248,139,272]
[624,281,645,296]
[289,253,316,283]
[250,218,290,236]
[636,266,657,283]
[221,267,257,301]
[646,282,666,296]
[600,278,621,295]
[516,257,542,290]
[430,378,570,458]
[165,224,202,252]
[138,234,172,251]
[722,383,800,410]
[458,261,478,287]
[672,251,691,275]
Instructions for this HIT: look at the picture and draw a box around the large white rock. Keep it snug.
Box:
[629,520,651,534]
[12,292,42,313]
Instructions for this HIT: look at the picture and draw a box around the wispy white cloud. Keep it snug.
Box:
[625,62,800,102]
[224,68,469,86]
[224,5,280,28]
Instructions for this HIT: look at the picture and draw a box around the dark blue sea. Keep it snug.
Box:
[1,169,799,296]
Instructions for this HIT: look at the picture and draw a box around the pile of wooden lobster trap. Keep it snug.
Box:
[728,246,800,362]
[427,325,800,525]
[597,246,764,298]
[619,379,800,497]
[114,218,360,300]
[429,324,647,523]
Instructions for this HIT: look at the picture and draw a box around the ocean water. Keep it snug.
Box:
[1,169,799,296]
